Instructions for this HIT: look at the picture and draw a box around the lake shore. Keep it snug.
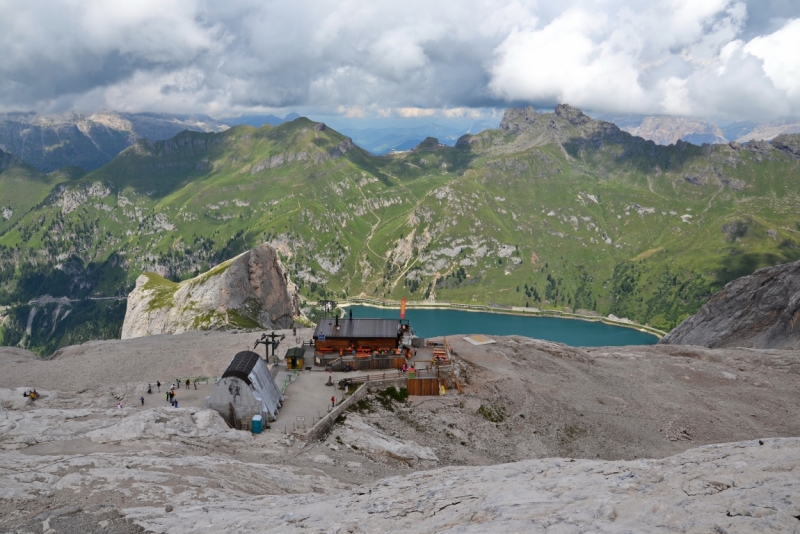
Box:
[338,297,666,338]
[334,299,662,345]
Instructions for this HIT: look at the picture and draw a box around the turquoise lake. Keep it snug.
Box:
[342,305,659,347]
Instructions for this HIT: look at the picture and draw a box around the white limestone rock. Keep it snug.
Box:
[341,414,438,462]
[121,242,301,339]
[126,437,800,533]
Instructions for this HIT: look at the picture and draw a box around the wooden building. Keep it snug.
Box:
[313,317,411,362]
[285,346,306,369]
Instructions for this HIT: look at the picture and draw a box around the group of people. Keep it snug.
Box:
[166,388,179,408]
[400,363,416,373]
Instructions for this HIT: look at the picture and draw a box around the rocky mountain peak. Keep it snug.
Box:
[624,116,727,146]
[554,104,592,125]
[771,133,800,159]
[121,242,301,339]
[499,106,538,133]
[415,137,440,150]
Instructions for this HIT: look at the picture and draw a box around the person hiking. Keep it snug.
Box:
[185,378,190,388]
[140,397,145,406]
[165,391,169,403]
[156,381,161,392]
[331,396,336,408]
[147,384,152,394]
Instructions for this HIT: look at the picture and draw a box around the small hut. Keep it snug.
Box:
[285,346,306,369]
[206,351,283,428]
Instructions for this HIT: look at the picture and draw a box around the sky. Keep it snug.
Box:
[0,0,798,124]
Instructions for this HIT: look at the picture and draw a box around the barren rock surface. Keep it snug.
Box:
[661,259,800,349]
[121,242,300,339]
[0,329,311,391]
[1,332,799,532]
[129,437,800,533]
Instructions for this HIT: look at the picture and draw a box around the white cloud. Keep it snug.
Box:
[396,107,438,118]
[744,18,800,97]
[0,0,797,121]
[489,8,651,113]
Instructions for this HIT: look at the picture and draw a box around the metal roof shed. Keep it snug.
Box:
[207,350,284,425]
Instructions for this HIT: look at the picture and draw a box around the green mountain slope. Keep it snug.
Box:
[1,108,800,353]
[0,150,75,235]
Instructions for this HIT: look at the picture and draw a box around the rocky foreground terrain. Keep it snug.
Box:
[1,329,799,531]
[661,258,800,349]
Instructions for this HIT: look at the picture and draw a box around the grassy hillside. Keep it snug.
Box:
[1,108,799,353]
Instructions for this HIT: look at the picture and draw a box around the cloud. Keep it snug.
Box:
[744,18,800,97]
[396,107,438,118]
[0,0,797,121]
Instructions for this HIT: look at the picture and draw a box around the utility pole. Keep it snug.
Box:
[254,331,286,364]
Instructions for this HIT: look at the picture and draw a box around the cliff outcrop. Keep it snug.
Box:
[624,116,727,145]
[121,243,300,339]
[660,259,800,349]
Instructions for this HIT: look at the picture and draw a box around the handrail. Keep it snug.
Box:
[281,369,299,395]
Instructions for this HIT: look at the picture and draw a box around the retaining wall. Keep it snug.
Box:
[302,377,407,443]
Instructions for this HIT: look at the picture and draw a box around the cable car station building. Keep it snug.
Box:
[313,316,413,370]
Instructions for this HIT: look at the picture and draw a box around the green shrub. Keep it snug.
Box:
[477,404,507,423]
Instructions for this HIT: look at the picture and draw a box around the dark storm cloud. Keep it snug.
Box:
[0,0,797,121]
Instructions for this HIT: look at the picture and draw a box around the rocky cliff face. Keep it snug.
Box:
[121,243,300,339]
[624,116,727,145]
[660,259,800,349]
[0,111,225,172]
[736,119,800,143]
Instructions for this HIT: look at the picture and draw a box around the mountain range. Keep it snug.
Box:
[1,104,800,354]
[337,120,500,155]
[1,110,798,177]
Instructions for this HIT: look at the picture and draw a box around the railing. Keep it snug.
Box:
[347,371,405,384]
[281,368,298,395]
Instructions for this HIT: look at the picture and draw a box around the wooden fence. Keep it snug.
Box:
[327,356,404,372]
[348,371,405,384]
[407,377,441,396]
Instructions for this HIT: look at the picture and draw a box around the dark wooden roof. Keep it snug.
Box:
[285,347,306,358]
[221,350,261,385]
[314,318,400,339]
